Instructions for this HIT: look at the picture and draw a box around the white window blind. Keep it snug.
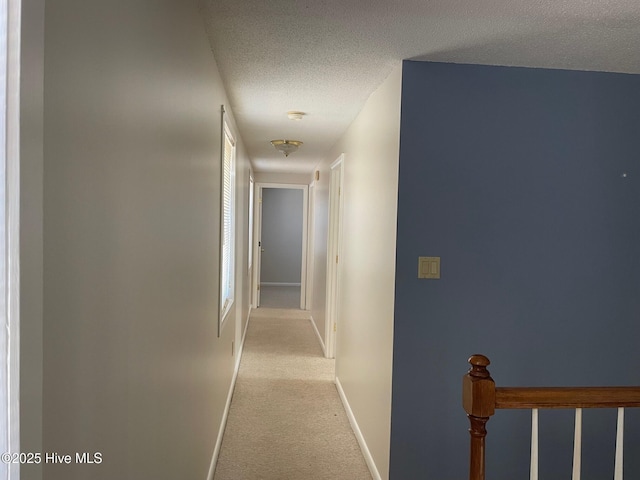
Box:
[220,117,235,325]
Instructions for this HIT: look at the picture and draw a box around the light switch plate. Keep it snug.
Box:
[418,256,440,279]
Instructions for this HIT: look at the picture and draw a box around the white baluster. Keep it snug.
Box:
[572,408,582,480]
[531,408,539,480]
[614,407,624,480]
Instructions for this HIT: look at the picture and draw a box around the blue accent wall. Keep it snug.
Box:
[391,61,640,479]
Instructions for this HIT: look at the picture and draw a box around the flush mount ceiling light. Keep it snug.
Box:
[270,139,303,157]
[287,111,306,120]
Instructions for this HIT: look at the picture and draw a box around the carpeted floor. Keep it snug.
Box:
[213,308,373,480]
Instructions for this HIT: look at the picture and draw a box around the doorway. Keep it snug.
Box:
[325,155,344,359]
[252,183,309,310]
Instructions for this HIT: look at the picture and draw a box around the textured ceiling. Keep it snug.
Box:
[203,0,640,175]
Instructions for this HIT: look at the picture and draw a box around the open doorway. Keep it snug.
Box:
[252,183,309,310]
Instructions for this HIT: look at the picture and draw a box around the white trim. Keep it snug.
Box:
[207,308,252,480]
[1,1,21,477]
[247,174,254,273]
[335,377,382,480]
[309,315,325,356]
[219,299,234,325]
[206,363,237,480]
[305,181,315,311]
[218,107,236,336]
[251,185,262,307]
[531,409,539,480]
[260,282,301,287]
[325,154,344,359]
[300,186,308,310]
[572,408,582,480]
[614,407,624,480]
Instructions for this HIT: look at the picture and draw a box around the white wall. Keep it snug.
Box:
[41,1,250,478]
[310,65,402,479]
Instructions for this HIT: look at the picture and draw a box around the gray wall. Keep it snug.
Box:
[261,188,303,284]
[20,0,44,478]
[391,60,640,479]
[40,1,251,478]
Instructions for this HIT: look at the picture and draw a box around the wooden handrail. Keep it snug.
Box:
[496,386,640,409]
[463,354,640,480]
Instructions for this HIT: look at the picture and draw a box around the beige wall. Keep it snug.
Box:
[40,1,250,478]
[310,65,402,479]
[20,0,45,479]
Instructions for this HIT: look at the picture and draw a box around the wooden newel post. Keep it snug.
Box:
[463,354,496,480]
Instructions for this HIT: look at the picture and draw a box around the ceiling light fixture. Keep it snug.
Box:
[270,139,303,157]
[287,111,306,120]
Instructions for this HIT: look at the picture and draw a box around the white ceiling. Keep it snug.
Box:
[203,0,640,175]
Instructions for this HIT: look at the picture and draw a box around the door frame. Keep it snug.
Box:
[1,0,22,476]
[325,155,344,359]
[305,181,315,311]
[252,183,309,309]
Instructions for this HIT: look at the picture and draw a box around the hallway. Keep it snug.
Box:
[19,1,397,477]
[213,308,372,480]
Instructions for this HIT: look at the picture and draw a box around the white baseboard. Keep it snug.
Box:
[260,282,301,287]
[335,377,382,480]
[309,315,326,356]
[206,306,252,480]
[206,362,237,480]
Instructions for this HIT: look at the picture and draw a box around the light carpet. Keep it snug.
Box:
[213,308,373,480]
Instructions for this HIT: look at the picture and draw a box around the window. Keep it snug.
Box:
[220,113,236,328]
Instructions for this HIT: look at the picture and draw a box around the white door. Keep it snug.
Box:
[325,155,344,358]
[253,186,263,307]
[305,182,315,310]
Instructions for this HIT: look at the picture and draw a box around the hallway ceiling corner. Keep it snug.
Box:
[203,0,640,175]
